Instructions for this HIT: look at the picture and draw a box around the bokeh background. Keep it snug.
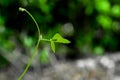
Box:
[0,0,120,68]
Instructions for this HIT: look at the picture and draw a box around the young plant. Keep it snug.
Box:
[18,7,70,80]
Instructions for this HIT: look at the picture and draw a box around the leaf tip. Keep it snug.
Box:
[67,40,71,43]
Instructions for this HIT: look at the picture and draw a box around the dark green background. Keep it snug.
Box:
[0,0,120,66]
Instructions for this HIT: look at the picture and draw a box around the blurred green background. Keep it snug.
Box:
[0,0,120,67]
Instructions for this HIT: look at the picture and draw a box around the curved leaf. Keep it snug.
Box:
[51,41,55,53]
[52,33,70,44]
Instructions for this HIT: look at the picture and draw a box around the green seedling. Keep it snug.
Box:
[18,7,70,80]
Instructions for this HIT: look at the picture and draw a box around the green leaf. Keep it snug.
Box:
[95,0,110,13]
[52,33,70,44]
[111,5,120,17]
[97,15,112,30]
[39,49,49,63]
[93,46,104,55]
[51,41,55,53]
[24,36,33,47]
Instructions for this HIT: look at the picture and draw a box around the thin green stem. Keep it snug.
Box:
[18,7,41,80]
[19,7,40,38]
[24,10,40,37]
[18,38,40,80]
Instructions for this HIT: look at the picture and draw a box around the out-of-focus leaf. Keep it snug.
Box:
[39,49,49,63]
[97,15,112,30]
[95,0,111,13]
[39,0,47,4]
[111,5,120,17]
[3,40,15,51]
[85,5,93,15]
[0,0,14,6]
[23,36,33,48]
[93,46,104,55]
[39,0,50,13]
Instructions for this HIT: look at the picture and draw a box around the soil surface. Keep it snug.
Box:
[0,52,120,80]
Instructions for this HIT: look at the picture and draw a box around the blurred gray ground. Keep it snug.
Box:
[0,52,120,80]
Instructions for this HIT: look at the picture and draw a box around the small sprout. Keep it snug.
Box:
[18,7,70,80]
[19,7,26,12]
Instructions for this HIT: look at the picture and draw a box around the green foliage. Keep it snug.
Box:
[3,40,15,51]
[0,0,14,6]
[1,0,120,55]
[1,1,120,79]
[23,36,34,48]
[97,15,112,30]
[93,46,104,55]
[85,5,93,15]
[39,49,49,63]
[0,16,5,25]
[39,0,50,13]
[95,0,111,13]
[111,5,120,17]
[49,33,70,52]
